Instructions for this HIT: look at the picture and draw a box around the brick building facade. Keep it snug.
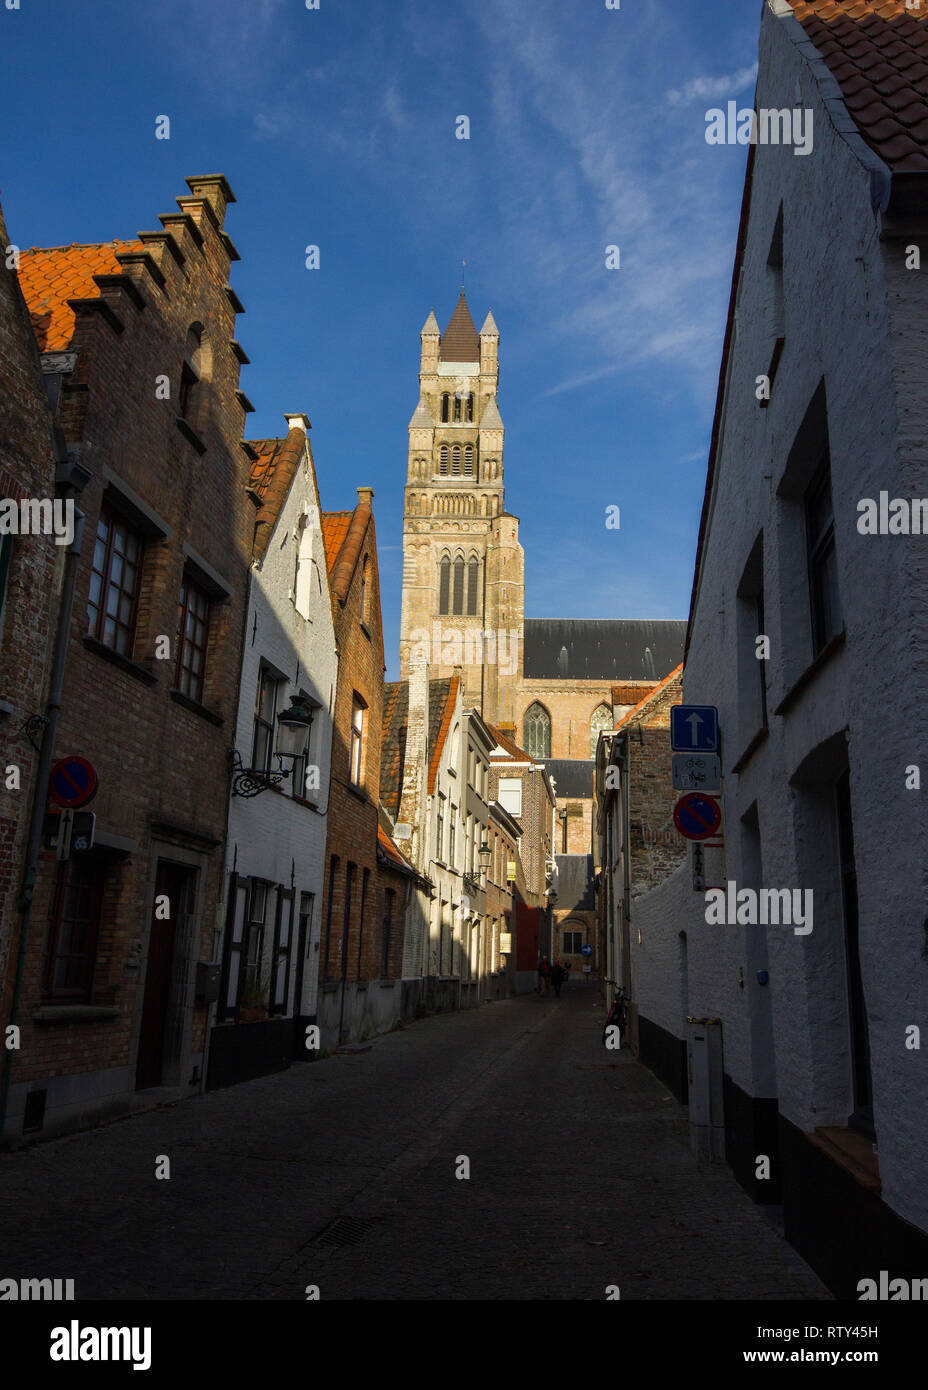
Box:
[318,489,409,1047]
[0,197,61,1055]
[3,176,254,1142]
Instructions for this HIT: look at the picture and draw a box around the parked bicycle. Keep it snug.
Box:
[602,978,628,1049]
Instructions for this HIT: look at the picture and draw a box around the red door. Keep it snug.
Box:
[136,862,187,1090]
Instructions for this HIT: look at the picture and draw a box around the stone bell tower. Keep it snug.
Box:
[399,293,524,725]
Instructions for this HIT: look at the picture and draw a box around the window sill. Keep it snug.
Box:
[33,1004,120,1024]
[810,1126,881,1193]
[346,781,368,802]
[175,416,207,455]
[83,634,157,686]
[773,629,846,718]
[731,725,768,775]
[169,687,224,725]
[359,621,372,641]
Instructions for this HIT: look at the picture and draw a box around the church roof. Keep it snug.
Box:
[440,292,479,361]
[523,619,686,681]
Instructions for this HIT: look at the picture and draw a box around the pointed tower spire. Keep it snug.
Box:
[440,292,479,362]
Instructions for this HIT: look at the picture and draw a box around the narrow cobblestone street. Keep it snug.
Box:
[0,988,828,1301]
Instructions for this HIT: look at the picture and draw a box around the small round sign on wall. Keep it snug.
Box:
[48,756,99,809]
[672,792,722,841]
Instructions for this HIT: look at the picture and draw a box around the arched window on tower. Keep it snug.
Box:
[590,703,612,757]
[453,394,462,422]
[523,703,551,759]
[452,445,461,476]
[465,393,474,422]
[467,556,479,616]
[441,393,450,423]
[452,556,465,615]
[463,445,474,476]
[439,556,450,615]
[439,445,449,475]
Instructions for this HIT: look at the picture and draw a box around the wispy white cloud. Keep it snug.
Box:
[666,63,758,108]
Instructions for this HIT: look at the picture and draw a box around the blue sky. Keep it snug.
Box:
[1,0,763,679]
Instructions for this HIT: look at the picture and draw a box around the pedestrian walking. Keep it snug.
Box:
[538,955,551,995]
[551,962,565,997]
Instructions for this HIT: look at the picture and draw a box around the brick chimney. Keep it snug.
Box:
[357,485,374,507]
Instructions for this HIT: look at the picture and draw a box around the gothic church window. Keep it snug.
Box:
[441,393,451,423]
[452,556,465,614]
[524,703,551,759]
[452,445,461,476]
[439,555,450,614]
[590,703,612,757]
[439,445,449,475]
[467,557,479,616]
[464,445,474,476]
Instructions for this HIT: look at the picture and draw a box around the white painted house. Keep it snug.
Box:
[628,0,928,1297]
[206,415,337,1089]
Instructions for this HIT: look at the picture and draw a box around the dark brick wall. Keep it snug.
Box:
[0,202,59,1021]
[11,180,253,1094]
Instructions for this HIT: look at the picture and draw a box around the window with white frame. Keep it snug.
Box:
[498,777,522,817]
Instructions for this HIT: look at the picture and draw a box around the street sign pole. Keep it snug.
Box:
[55,807,73,861]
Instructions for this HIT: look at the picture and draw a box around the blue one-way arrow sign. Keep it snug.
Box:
[671,705,719,753]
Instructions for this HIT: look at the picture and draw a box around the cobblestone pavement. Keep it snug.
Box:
[0,986,828,1300]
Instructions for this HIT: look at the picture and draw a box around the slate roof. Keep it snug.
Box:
[543,759,595,799]
[380,675,459,819]
[440,292,480,361]
[18,240,143,350]
[523,619,686,682]
[787,0,928,172]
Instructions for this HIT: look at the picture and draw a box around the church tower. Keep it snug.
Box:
[399,293,524,725]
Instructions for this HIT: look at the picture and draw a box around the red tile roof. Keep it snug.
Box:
[247,428,309,560]
[18,241,142,350]
[613,664,683,732]
[321,511,352,576]
[787,0,928,171]
[611,682,659,708]
[377,823,413,874]
[427,674,459,795]
[486,721,532,762]
[379,676,460,817]
[320,500,385,669]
